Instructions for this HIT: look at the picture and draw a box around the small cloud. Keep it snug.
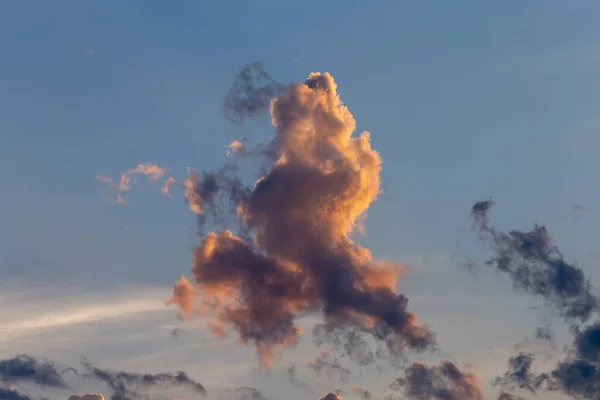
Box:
[226,140,244,157]
[69,394,104,400]
[96,162,168,204]
[161,177,178,199]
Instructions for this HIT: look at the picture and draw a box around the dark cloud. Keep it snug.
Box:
[82,359,206,400]
[471,200,599,324]
[320,393,343,400]
[169,66,435,366]
[392,361,483,400]
[574,322,600,362]
[182,165,249,232]
[547,358,600,399]
[544,323,600,398]
[473,201,600,399]
[494,322,600,399]
[223,62,285,124]
[0,355,69,389]
[0,387,34,400]
[493,352,548,393]
[471,199,495,228]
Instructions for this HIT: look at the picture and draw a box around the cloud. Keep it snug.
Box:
[219,387,269,400]
[0,354,69,388]
[90,61,600,400]
[495,392,525,400]
[69,394,105,400]
[319,393,343,400]
[533,326,555,345]
[181,165,248,232]
[306,350,350,382]
[166,276,198,321]
[226,140,244,157]
[0,290,167,341]
[0,354,208,400]
[472,200,600,399]
[351,386,371,400]
[96,162,168,204]
[285,364,314,395]
[504,322,600,399]
[493,352,546,393]
[161,177,178,199]
[391,361,484,400]
[82,359,206,400]
[471,200,599,324]
[0,387,34,400]
[169,66,435,367]
[223,62,285,124]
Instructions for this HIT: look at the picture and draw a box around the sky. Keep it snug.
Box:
[2,1,600,400]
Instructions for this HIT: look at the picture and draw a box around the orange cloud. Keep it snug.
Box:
[161,176,178,199]
[96,162,167,204]
[169,67,434,367]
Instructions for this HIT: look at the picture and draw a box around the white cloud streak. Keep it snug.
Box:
[0,287,170,341]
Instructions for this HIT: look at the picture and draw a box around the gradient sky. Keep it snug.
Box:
[2,1,600,399]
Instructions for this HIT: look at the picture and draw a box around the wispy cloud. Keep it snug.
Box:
[0,287,169,341]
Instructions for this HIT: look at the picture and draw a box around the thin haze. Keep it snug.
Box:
[2,1,600,400]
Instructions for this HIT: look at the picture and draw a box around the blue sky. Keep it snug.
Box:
[2,1,600,399]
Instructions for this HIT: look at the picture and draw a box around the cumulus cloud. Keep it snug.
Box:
[471,200,599,324]
[92,61,600,400]
[169,66,435,367]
